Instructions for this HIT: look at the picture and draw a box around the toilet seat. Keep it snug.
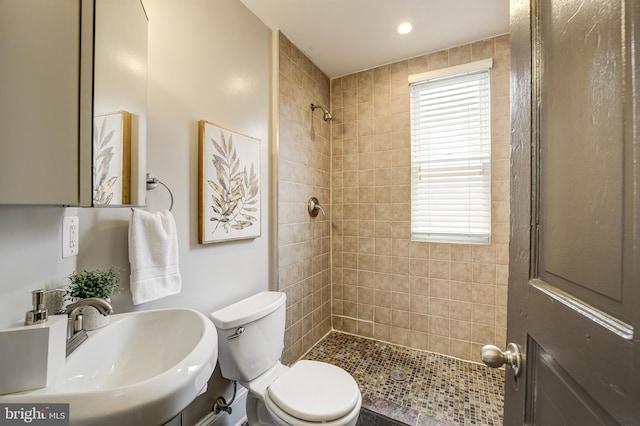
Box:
[265,360,361,424]
[265,392,361,426]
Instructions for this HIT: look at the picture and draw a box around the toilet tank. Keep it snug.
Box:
[210,291,286,382]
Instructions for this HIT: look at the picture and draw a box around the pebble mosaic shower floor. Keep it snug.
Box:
[302,332,504,426]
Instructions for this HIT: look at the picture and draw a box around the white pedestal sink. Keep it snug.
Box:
[0,308,218,425]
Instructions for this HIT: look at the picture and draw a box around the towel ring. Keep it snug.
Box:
[146,174,174,211]
[151,180,174,211]
[131,173,174,212]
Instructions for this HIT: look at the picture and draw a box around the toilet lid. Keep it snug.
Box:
[267,360,360,422]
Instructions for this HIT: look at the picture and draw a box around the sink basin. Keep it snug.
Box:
[0,308,218,425]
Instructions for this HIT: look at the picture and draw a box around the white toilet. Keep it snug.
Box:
[210,291,362,426]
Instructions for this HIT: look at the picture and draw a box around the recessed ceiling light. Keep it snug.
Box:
[397,22,413,35]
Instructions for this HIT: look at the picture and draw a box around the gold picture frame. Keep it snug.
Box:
[198,120,261,244]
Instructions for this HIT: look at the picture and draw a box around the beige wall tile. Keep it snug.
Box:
[429,279,451,299]
[430,260,450,279]
[342,73,357,90]
[373,323,391,341]
[392,310,411,329]
[411,295,429,313]
[429,316,450,337]
[389,327,411,346]
[449,44,471,65]
[450,300,472,321]
[472,245,497,264]
[472,304,496,326]
[429,335,450,354]
[450,320,472,341]
[471,38,495,60]
[451,281,472,302]
[358,321,374,338]
[375,306,391,325]
[391,292,411,311]
[411,313,429,333]
[374,288,391,306]
[450,245,472,262]
[358,304,373,321]
[471,323,495,344]
[408,54,428,75]
[409,241,429,258]
[359,85,374,103]
[451,262,473,282]
[426,50,449,71]
[430,298,450,318]
[495,286,508,307]
[450,339,471,360]
[411,331,430,351]
[392,274,410,293]
[472,284,496,305]
[473,263,496,284]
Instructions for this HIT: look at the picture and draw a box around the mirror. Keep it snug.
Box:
[92,0,148,206]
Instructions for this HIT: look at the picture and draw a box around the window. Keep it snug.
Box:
[409,59,492,244]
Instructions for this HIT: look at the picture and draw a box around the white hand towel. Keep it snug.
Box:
[129,209,182,305]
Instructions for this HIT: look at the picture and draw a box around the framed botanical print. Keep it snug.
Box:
[198,120,261,244]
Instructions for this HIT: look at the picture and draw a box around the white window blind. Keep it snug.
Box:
[409,60,492,244]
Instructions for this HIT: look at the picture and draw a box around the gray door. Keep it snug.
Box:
[498,0,640,423]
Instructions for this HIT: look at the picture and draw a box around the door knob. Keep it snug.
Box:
[481,342,522,377]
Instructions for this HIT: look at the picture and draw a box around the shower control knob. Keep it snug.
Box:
[308,197,326,218]
[481,342,522,377]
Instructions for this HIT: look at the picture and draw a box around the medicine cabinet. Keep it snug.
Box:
[0,0,147,207]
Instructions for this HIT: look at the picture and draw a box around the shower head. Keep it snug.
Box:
[310,103,333,122]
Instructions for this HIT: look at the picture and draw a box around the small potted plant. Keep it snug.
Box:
[66,267,121,330]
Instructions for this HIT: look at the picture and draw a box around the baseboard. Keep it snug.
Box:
[194,385,248,426]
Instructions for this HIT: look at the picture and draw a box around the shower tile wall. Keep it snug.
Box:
[277,32,332,364]
[330,35,511,362]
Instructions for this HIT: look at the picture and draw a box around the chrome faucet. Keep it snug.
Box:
[64,297,113,316]
[62,298,113,356]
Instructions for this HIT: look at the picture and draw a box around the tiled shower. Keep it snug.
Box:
[277,32,333,364]
[277,31,510,366]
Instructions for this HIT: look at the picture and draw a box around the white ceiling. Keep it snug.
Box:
[239,0,510,78]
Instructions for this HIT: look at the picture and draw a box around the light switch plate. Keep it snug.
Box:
[62,216,79,258]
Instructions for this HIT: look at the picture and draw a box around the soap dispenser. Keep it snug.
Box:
[0,290,66,394]
[24,289,48,325]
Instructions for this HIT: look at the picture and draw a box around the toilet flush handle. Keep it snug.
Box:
[227,327,245,340]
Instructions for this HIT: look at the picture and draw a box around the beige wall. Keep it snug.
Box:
[277,33,333,364]
[330,35,510,362]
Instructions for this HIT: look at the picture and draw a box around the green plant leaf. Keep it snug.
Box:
[67,267,121,299]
